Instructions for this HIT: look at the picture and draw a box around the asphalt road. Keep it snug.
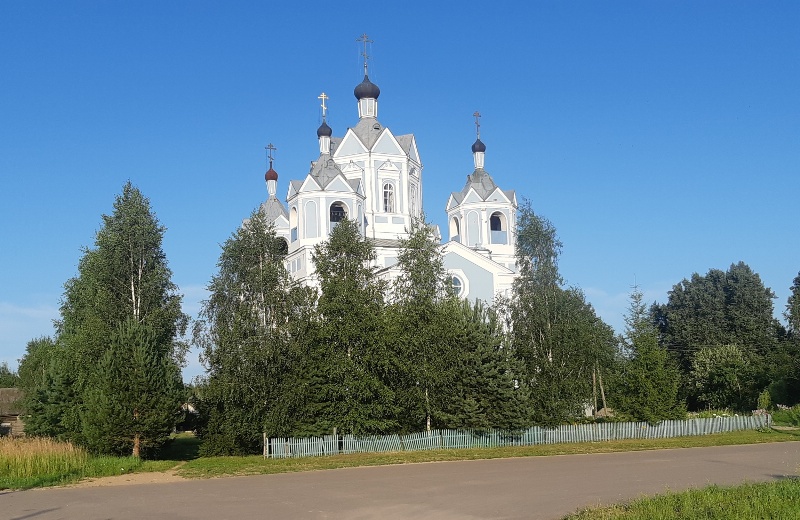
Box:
[4,442,800,520]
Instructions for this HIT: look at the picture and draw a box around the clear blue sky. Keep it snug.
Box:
[2,2,798,380]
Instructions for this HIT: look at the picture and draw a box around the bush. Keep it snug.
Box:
[771,404,800,427]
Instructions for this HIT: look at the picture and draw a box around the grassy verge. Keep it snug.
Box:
[563,478,800,519]
[177,428,800,479]
[3,429,797,489]
[0,433,199,490]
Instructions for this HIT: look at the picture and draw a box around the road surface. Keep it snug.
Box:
[4,442,799,519]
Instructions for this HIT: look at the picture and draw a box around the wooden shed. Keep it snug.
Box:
[0,388,25,437]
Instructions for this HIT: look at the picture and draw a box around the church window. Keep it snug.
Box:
[490,212,504,231]
[290,207,298,242]
[410,186,417,216]
[451,276,464,297]
[330,202,347,222]
[383,183,395,213]
[450,216,460,242]
[490,211,508,245]
[277,238,289,256]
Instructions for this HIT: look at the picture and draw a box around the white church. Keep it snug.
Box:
[258,45,519,303]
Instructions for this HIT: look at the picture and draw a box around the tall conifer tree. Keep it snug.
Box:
[28,182,187,450]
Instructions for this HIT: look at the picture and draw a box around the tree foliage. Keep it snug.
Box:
[691,344,760,411]
[612,289,684,423]
[195,209,312,454]
[83,319,183,457]
[508,201,616,427]
[389,216,459,431]
[19,182,187,453]
[438,300,529,431]
[654,262,783,408]
[303,218,397,435]
[0,362,19,388]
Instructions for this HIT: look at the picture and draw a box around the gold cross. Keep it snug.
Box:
[318,92,329,119]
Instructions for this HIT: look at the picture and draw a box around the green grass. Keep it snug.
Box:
[3,429,797,490]
[176,428,800,479]
[0,433,199,490]
[563,478,800,519]
[772,405,800,427]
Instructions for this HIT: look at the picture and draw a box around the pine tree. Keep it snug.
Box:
[612,289,684,423]
[33,182,187,448]
[83,319,183,457]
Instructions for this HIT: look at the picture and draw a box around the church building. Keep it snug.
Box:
[258,42,519,303]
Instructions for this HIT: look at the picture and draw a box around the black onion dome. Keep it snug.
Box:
[265,166,278,182]
[354,74,381,100]
[471,138,486,153]
[317,120,332,138]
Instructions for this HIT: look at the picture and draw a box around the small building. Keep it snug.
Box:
[0,388,25,437]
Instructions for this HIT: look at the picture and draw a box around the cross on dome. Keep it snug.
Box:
[318,92,329,120]
[473,111,482,139]
[357,33,373,75]
[265,143,277,166]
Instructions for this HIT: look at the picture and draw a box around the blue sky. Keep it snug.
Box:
[2,2,798,380]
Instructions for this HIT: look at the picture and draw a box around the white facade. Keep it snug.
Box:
[260,70,518,302]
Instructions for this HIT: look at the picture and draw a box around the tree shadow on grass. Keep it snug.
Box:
[161,433,201,461]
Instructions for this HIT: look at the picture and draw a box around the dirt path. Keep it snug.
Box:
[62,462,187,488]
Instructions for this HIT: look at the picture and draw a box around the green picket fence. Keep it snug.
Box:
[264,414,770,459]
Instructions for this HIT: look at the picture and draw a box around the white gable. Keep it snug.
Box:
[373,130,403,156]
[462,189,484,205]
[446,194,460,211]
[273,214,289,228]
[326,176,354,193]
[341,160,364,175]
[334,131,368,157]
[486,187,511,204]
[299,175,322,193]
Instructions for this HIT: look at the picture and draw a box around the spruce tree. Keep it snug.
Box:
[33,182,187,448]
[440,300,529,431]
[612,289,684,423]
[83,319,183,457]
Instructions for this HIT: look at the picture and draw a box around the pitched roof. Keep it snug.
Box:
[350,117,384,150]
[395,134,413,155]
[0,388,23,415]
[259,196,288,222]
[309,156,349,189]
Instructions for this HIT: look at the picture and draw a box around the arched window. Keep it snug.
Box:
[277,238,289,256]
[490,212,504,231]
[410,185,417,216]
[383,183,395,213]
[290,207,298,242]
[450,216,461,242]
[451,276,464,297]
[490,211,508,244]
[330,202,347,222]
